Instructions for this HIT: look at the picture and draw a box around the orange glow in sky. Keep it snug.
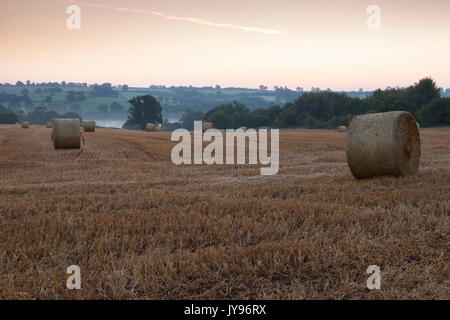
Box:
[1,0,449,90]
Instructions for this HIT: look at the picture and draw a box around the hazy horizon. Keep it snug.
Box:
[1,0,449,90]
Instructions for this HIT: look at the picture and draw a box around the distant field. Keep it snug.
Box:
[1,86,295,117]
[0,125,448,299]
[32,94,130,113]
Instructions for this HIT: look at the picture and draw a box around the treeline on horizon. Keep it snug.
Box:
[1,78,449,128]
[165,78,450,130]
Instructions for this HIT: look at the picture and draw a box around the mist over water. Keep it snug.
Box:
[95,117,180,129]
[95,120,126,129]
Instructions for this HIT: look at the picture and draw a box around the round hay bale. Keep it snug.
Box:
[21,122,29,128]
[416,122,420,129]
[46,122,52,128]
[154,126,162,132]
[145,123,156,131]
[338,126,347,132]
[52,118,81,149]
[346,111,420,178]
[202,122,213,131]
[83,120,96,132]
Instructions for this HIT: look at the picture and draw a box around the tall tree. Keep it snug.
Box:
[124,95,163,130]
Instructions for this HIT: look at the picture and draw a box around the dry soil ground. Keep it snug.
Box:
[0,124,448,299]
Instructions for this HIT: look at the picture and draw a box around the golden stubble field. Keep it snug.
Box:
[0,124,449,299]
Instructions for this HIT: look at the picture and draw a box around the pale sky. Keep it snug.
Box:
[1,0,449,90]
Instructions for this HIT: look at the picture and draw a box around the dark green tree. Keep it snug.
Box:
[124,95,163,130]
[0,104,19,124]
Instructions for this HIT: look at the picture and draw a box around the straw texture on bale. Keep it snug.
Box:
[52,119,81,149]
[338,126,347,132]
[46,122,52,128]
[21,122,29,128]
[145,123,156,131]
[83,121,96,132]
[346,111,420,178]
[202,122,213,131]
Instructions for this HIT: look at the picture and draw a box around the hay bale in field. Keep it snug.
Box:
[154,126,162,132]
[338,126,347,132]
[237,126,248,131]
[202,122,213,131]
[145,123,156,131]
[416,122,420,129]
[52,118,81,149]
[83,120,95,132]
[21,122,29,128]
[346,111,420,179]
[46,122,52,128]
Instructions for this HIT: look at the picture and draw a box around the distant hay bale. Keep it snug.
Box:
[145,123,156,131]
[155,126,162,132]
[338,126,347,132]
[46,122,52,128]
[202,122,213,131]
[237,126,248,131]
[83,121,95,132]
[416,122,420,129]
[52,118,81,149]
[21,122,29,128]
[346,111,420,179]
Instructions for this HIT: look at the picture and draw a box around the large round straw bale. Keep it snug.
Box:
[46,122,52,128]
[145,123,156,131]
[21,122,29,128]
[338,126,347,132]
[346,111,420,178]
[202,122,213,131]
[52,118,81,149]
[83,120,96,132]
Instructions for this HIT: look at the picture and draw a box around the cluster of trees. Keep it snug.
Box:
[66,91,86,103]
[162,101,280,131]
[147,85,377,121]
[36,87,62,94]
[166,102,281,131]
[148,86,300,120]
[0,105,81,125]
[23,107,81,125]
[91,83,118,98]
[169,78,449,129]
[0,104,19,124]
[0,92,33,110]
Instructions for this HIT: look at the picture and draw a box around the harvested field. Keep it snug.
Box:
[0,124,449,299]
